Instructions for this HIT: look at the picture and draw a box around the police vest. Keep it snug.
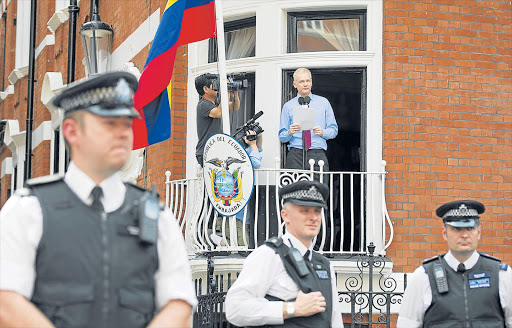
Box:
[29,178,158,328]
[422,253,505,328]
[253,237,333,328]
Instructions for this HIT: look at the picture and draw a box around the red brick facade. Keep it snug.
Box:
[0,0,510,269]
[383,0,511,270]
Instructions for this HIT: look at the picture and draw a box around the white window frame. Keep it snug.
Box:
[187,0,384,252]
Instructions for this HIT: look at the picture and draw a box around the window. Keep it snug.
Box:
[209,17,256,63]
[288,10,366,53]
[12,165,17,190]
[228,73,256,139]
[53,129,60,174]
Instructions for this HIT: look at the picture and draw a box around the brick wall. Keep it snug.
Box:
[383,0,511,272]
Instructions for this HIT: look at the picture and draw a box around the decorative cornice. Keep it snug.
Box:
[35,35,55,59]
[47,8,70,34]
[190,51,376,75]
[1,158,13,178]
[8,66,29,85]
[0,85,14,101]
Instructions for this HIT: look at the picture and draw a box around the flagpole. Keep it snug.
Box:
[214,0,231,135]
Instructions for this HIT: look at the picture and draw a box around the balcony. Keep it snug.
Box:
[165,160,393,257]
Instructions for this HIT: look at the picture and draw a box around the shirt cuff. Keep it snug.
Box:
[397,316,422,328]
[155,276,198,310]
[0,260,35,299]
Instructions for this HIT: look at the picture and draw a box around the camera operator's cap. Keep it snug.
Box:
[279,180,328,209]
[52,71,140,118]
[436,200,485,228]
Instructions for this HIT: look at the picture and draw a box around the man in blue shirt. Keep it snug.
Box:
[278,68,338,172]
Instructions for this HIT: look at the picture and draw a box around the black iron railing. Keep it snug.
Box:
[193,244,406,328]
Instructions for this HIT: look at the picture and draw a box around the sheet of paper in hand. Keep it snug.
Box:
[293,106,315,130]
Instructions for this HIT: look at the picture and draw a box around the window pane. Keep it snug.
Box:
[225,26,256,60]
[229,74,255,142]
[209,18,256,63]
[297,18,359,52]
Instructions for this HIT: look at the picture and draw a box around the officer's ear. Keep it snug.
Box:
[442,225,448,242]
[281,202,291,225]
[62,113,85,149]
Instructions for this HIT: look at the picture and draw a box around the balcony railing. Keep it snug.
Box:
[165,160,393,256]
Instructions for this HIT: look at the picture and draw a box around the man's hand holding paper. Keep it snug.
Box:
[293,106,315,131]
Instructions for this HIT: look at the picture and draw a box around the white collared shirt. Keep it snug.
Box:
[0,162,197,310]
[225,232,344,327]
[397,250,512,328]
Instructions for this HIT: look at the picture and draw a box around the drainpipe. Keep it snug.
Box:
[68,0,79,84]
[1,13,6,91]
[24,0,37,184]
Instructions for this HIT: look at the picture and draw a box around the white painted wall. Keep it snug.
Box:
[15,0,30,69]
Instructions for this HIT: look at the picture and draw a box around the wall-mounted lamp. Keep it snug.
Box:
[79,5,113,76]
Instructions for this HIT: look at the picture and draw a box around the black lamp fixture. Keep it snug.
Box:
[79,4,113,76]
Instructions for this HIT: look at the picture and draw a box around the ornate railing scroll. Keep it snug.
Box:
[165,160,394,256]
[192,244,406,328]
[338,243,405,328]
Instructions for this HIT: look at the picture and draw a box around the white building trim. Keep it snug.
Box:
[47,7,69,34]
[15,0,30,69]
[8,66,28,85]
[35,35,56,59]
[55,0,67,12]
[0,85,14,101]
[111,8,160,71]
[3,120,25,191]
[1,157,12,178]
[32,121,53,151]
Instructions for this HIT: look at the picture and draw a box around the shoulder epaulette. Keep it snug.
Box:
[480,253,501,263]
[26,174,64,187]
[499,263,509,271]
[423,254,444,265]
[14,187,32,197]
[264,237,283,247]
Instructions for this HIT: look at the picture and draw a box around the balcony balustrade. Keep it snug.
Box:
[166,160,393,256]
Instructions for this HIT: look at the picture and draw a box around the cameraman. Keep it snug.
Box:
[195,75,240,166]
[244,130,262,168]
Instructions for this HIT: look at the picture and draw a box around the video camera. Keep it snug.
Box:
[232,111,264,146]
[203,73,249,92]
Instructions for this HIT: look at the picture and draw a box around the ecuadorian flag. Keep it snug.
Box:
[133,0,216,149]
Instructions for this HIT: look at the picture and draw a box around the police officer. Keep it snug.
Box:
[225,180,343,327]
[0,72,196,327]
[398,200,512,328]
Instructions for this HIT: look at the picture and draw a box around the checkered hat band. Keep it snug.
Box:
[443,208,478,219]
[59,86,133,111]
[282,188,324,202]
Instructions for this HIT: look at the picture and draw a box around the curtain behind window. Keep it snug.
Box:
[226,26,256,60]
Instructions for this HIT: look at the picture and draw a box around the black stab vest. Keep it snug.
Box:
[422,253,504,328]
[252,237,333,328]
[30,179,158,328]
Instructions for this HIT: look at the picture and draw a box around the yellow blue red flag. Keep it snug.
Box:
[133,0,216,149]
